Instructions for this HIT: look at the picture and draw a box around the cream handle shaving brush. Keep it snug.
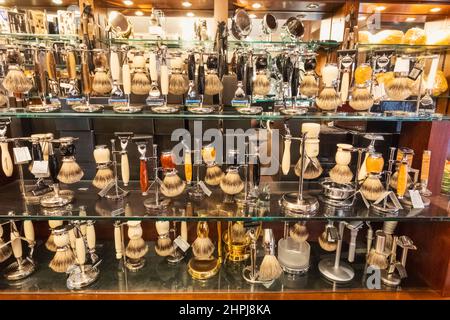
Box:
[161,65,169,96]
[0,142,13,177]
[181,221,188,242]
[340,71,350,102]
[110,51,121,83]
[121,152,130,186]
[122,63,131,95]
[75,236,86,266]
[86,221,96,253]
[10,229,22,259]
[149,52,158,82]
[281,138,291,175]
[23,220,35,244]
[114,223,123,259]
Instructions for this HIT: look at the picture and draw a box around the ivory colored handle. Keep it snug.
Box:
[348,230,357,263]
[281,139,291,175]
[358,153,368,181]
[149,53,158,81]
[49,220,63,229]
[184,152,192,184]
[121,153,130,186]
[75,237,86,265]
[114,224,123,259]
[160,65,169,95]
[86,223,96,250]
[11,231,22,259]
[68,227,76,250]
[0,142,13,177]
[110,51,121,82]
[421,150,431,181]
[80,223,87,237]
[340,71,350,102]
[122,63,131,95]
[181,221,188,242]
[23,220,34,242]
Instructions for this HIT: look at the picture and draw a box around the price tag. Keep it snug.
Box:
[145,97,165,107]
[408,63,423,81]
[31,160,49,175]
[185,99,201,108]
[13,147,31,164]
[98,180,115,197]
[174,235,190,252]
[59,82,72,89]
[231,99,249,108]
[409,190,425,209]
[394,57,410,74]
[66,97,84,106]
[198,181,212,197]
[108,98,128,107]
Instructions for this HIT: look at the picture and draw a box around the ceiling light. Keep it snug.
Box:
[306,3,320,9]
[135,11,144,16]
[0,0,6,4]
[249,14,257,19]
[375,6,386,11]
[430,7,441,13]
[358,16,366,21]
[405,17,416,22]
[52,0,63,4]
[186,12,195,17]
[123,0,133,5]
[182,1,192,7]
[252,3,262,9]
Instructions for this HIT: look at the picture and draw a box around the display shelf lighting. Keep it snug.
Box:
[135,11,144,16]
[249,13,257,19]
[405,17,416,22]
[123,0,133,5]
[306,3,320,9]
[52,0,63,5]
[186,12,195,17]
[375,6,386,11]
[252,3,262,9]
[430,7,441,13]
[182,1,192,7]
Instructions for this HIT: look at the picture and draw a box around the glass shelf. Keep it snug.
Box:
[0,107,448,122]
[1,181,448,222]
[0,32,80,42]
[357,43,450,52]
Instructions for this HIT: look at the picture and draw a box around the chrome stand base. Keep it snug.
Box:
[380,269,401,287]
[27,103,61,113]
[237,106,263,115]
[113,105,143,113]
[4,259,35,281]
[318,258,354,283]
[166,250,185,264]
[281,193,319,216]
[372,203,400,215]
[40,191,74,208]
[125,258,145,272]
[151,105,180,114]
[280,264,309,275]
[72,104,104,113]
[187,106,215,114]
[242,266,274,285]
[279,107,307,115]
[66,265,100,289]
[143,198,169,212]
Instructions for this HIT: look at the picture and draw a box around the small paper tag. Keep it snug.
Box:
[408,63,423,81]
[59,82,72,89]
[185,99,201,107]
[108,98,128,107]
[231,99,249,108]
[98,180,115,197]
[111,207,125,216]
[31,160,49,175]
[146,97,165,107]
[409,190,424,209]
[13,147,31,164]
[66,97,84,105]
[174,235,190,252]
[394,57,410,73]
[198,181,212,197]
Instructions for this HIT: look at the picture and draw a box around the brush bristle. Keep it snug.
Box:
[385,77,412,100]
[45,234,57,252]
[220,171,244,195]
[161,173,186,197]
[49,248,75,273]
[258,255,283,281]
[295,157,323,179]
[205,73,223,95]
[169,74,188,95]
[2,69,32,93]
[0,239,12,263]
[231,222,246,243]
[329,164,354,184]
[300,74,319,97]
[192,236,215,259]
[289,223,309,242]
[360,175,385,201]
[126,238,148,260]
[57,158,84,184]
[92,168,114,189]
[367,248,388,269]
[315,87,342,111]
[318,232,337,252]
[92,71,112,95]
[253,74,271,96]
[131,72,151,95]
[205,165,224,186]
[155,237,174,257]
[349,87,374,111]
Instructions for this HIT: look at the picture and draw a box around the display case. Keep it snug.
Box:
[0,0,449,300]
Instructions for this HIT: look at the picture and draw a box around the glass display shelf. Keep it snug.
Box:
[0,32,80,42]
[1,181,448,222]
[0,241,428,295]
[0,107,449,122]
[357,43,450,52]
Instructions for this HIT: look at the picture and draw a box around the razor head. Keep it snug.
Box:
[132,135,153,144]
[115,132,134,140]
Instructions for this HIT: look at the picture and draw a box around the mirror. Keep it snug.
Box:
[231,9,252,40]
[262,13,277,34]
[283,16,304,40]
[107,11,133,39]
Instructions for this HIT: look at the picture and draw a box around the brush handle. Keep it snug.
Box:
[36,50,47,95]
[281,139,291,175]
[121,153,130,186]
[181,221,188,242]
[75,236,86,265]
[420,150,431,182]
[122,63,131,95]
[282,57,292,83]
[66,51,77,80]
[86,222,96,251]
[236,55,245,82]
[340,71,350,102]
[114,223,123,259]
[68,226,76,250]
[184,151,192,184]
[160,65,169,95]
[245,64,253,96]
[46,51,57,81]
[140,159,149,195]
[0,142,13,177]
[155,221,170,235]
[23,220,34,242]
[81,59,92,95]
[149,53,158,82]
[253,154,260,187]
[348,229,358,263]
[80,222,87,237]
[110,51,121,82]
[197,65,205,95]
[11,230,22,259]
[31,141,44,162]
[291,67,299,97]
[48,152,59,183]
[187,53,196,82]
[366,226,373,254]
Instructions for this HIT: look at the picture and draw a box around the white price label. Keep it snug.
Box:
[13,147,31,164]
[174,235,190,252]
[59,82,72,89]
[409,190,425,209]
[198,181,212,197]
[394,57,410,73]
[31,160,49,175]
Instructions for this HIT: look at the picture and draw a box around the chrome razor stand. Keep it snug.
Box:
[381,236,416,287]
[144,144,168,211]
[105,138,129,200]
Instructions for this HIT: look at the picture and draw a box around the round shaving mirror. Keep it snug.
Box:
[262,13,277,34]
[107,11,132,38]
[284,16,304,40]
[231,9,252,40]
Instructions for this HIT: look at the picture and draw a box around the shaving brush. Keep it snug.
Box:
[258,229,283,281]
[318,223,338,252]
[155,221,174,257]
[125,221,148,261]
[385,75,412,100]
[92,145,114,189]
[367,230,389,269]
[295,138,323,179]
[57,137,84,184]
[46,220,63,252]
[161,169,186,198]
[289,222,309,242]
[329,143,354,184]
[2,49,32,93]
[205,55,223,95]
[0,224,12,262]
[205,164,224,186]
[360,174,384,201]
[192,221,215,259]
[253,56,270,96]
[131,54,151,95]
[231,221,247,243]
[316,63,341,111]
[350,63,374,111]
[300,56,319,97]
[220,167,244,195]
[169,56,188,95]
[92,52,112,95]
[49,226,75,273]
